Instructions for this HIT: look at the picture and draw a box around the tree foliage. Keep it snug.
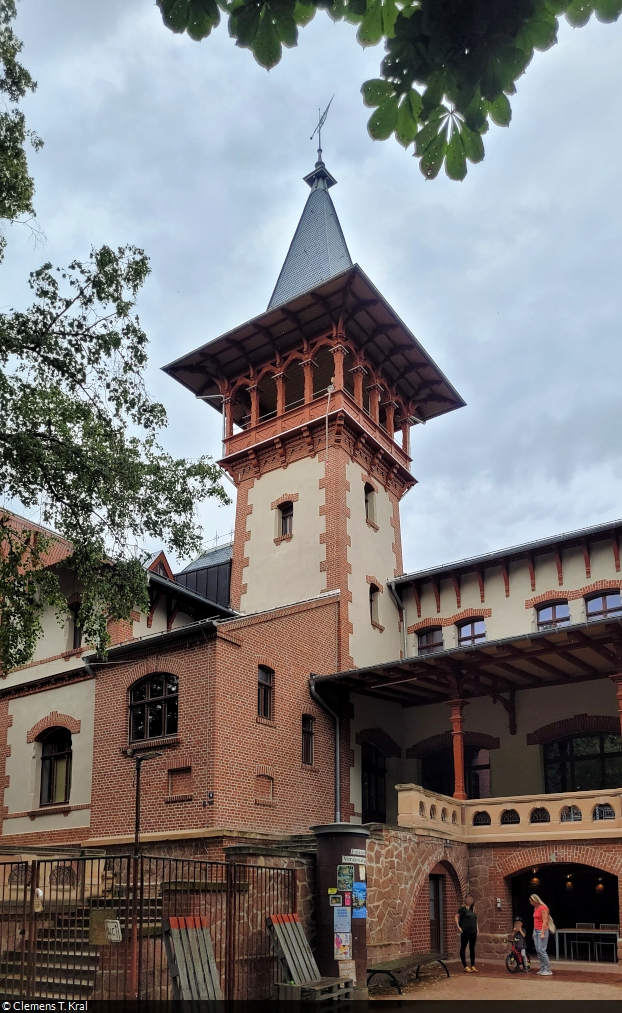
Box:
[0,246,230,671]
[157,0,622,180]
[0,0,42,257]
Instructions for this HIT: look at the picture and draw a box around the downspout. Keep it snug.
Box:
[309,676,341,823]
[388,581,408,660]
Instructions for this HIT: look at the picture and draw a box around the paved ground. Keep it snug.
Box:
[369,960,622,1001]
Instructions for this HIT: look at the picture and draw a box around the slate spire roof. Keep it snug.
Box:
[267,160,353,310]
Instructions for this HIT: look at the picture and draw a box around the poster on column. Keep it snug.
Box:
[352,881,367,919]
[334,932,352,960]
[337,864,354,892]
[333,905,351,932]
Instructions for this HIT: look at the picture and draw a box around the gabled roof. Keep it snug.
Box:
[179,542,233,573]
[267,161,352,310]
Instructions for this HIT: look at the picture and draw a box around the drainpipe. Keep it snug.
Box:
[388,581,408,660]
[309,676,340,823]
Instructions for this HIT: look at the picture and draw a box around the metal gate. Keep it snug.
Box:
[0,855,296,1000]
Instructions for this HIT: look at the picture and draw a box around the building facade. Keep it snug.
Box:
[3,153,622,967]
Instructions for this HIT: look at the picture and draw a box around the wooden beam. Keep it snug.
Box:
[167,599,180,632]
[500,558,510,598]
[611,532,621,573]
[413,581,421,618]
[147,591,163,629]
[430,575,441,614]
[554,544,563,586]
[526,552,536,591]
[452,571,461,609]
[581,538,591,579]
[475,565,485,603]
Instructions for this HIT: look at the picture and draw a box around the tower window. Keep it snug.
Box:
[457,619,486,647]
[40,728,72,806]
[258,666,274,719]
[364,483,376,525]
[129,674,179,742]
[302,715,314,765]
[369,584,380,625]
[279,501,293,537]
[536,601,570,630]
[418,628,443,656]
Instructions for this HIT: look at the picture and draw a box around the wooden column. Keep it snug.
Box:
[351,366,367,406]
[401,419,410,456]
[248,384,260,427]
[384,400,398,439]
[610,674,622,735]
[329,344,348,391]
[301,359,315,404]
[367,384,383,424]
[274,372,286,416]
[223,396,234,440]
[447,698,468,800]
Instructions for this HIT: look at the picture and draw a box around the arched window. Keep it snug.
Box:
[500,808,520,825]
[530,807,550,823]
[560,805,582,822]
[543,733,622,792]
[593,803,616,820]
[129,674,178,742]
[472,811,491,826]
[364,483,376,525]
[258,666,273,719]
[369,584,380,625]
[586,592,622,621]
[457,619,486,647]
[279,502,293,537]
[536,601,570,631]
[429,804,437,820]
[362,742,386,823]
[418,628,443,656]
[40,728,72,806]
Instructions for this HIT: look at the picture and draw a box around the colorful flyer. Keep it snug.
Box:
[333,905,352,932]
[328,887,337,894]
[358,865,366,881]
[343,891,351,906]
[352,880,367,919]
[337,864,354,892]
[329,894,343,907]
[334,932,352,960]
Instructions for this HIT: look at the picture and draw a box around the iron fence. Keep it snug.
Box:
[0,855,296,1000]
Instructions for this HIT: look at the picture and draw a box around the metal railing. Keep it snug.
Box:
[0,855,295,1001]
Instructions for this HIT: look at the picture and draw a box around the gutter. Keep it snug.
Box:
[309,676,340,823]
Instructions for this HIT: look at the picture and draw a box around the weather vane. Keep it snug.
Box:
[310,96,334,163]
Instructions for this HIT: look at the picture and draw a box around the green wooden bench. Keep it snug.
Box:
[367,951,450,993]
[267,912,354,1002]
[162,915,223,1000]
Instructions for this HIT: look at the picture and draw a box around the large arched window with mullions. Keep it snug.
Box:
[129,673,179,743]
[544,732,622,792]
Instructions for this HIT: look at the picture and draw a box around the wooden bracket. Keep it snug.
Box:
[492,688,516,735]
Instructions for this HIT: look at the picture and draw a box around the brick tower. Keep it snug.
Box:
[164,156,464,668]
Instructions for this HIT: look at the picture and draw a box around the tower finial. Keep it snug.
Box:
[310,95,334,165]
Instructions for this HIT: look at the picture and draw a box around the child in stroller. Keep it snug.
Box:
[505,918,530,973]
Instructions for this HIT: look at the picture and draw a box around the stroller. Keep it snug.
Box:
[504,935,531,973]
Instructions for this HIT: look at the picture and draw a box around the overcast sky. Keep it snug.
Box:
[4,1,622,574]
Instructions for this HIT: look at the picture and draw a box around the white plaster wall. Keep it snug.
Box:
[241,456,326,613]
[402,541,622,655]
[4,680,95,834]
[346,462,402,667]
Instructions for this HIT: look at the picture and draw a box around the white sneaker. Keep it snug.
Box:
[537,969,553,975]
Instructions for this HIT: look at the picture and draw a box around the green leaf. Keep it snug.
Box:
[488,92,512,127]
[543,0,567,13]
[327,0,346,19]
[445,129,466,181]
[367,95,399,140]
[382,0,399,37]
[231,4,262,46]
[517,8,558,50]
[566,0,594,25]
[460,124,485,164]
[408,89,422,120]
[252,8,282,66]
[594,0,622,20]
[357,0,383,46]
[159,0,190,31]
[293,0,316,23]
[272,5,298,44]
[418,124,448,180]
[396,94,418,147]
[361,78,394,107]
[421,72,446,117]
[187,0,220,39]
[414,107,447,157]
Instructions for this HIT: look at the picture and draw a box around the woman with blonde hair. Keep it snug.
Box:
[529,894,552,976]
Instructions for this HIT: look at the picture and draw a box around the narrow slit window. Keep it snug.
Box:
[279,502,293,537]
[369,584,380,625]
[258,666,274,719]
[302,715,314,765]
[364,483,376,524]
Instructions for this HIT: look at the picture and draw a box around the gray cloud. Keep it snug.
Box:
[5,1,622,572]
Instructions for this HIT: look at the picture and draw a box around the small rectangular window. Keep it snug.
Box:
[369,584,380,624]
[279,502,293,536]
[418,628,443,655]
[258,666,273,719]
[302,715,314,765]
[457,619,486,647]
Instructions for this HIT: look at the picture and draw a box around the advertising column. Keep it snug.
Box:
[311,823,370,998]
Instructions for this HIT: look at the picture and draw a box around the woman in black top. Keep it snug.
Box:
[455,893,478,972]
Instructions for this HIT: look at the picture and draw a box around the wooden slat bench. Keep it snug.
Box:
[367,952,450,993]
[267,912,354,1002]
[162,915,223,1000]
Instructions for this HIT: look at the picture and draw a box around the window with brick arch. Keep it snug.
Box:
[536,601,570,630]
[364,483,376,524]
[258,666,274,719]
[586,592,622,621]
[40,727,72,806]
[457,618,486,647]
[418,627,443,656]
[279,501,293,536]
[129,674,178,743]
[302,715,314,765]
